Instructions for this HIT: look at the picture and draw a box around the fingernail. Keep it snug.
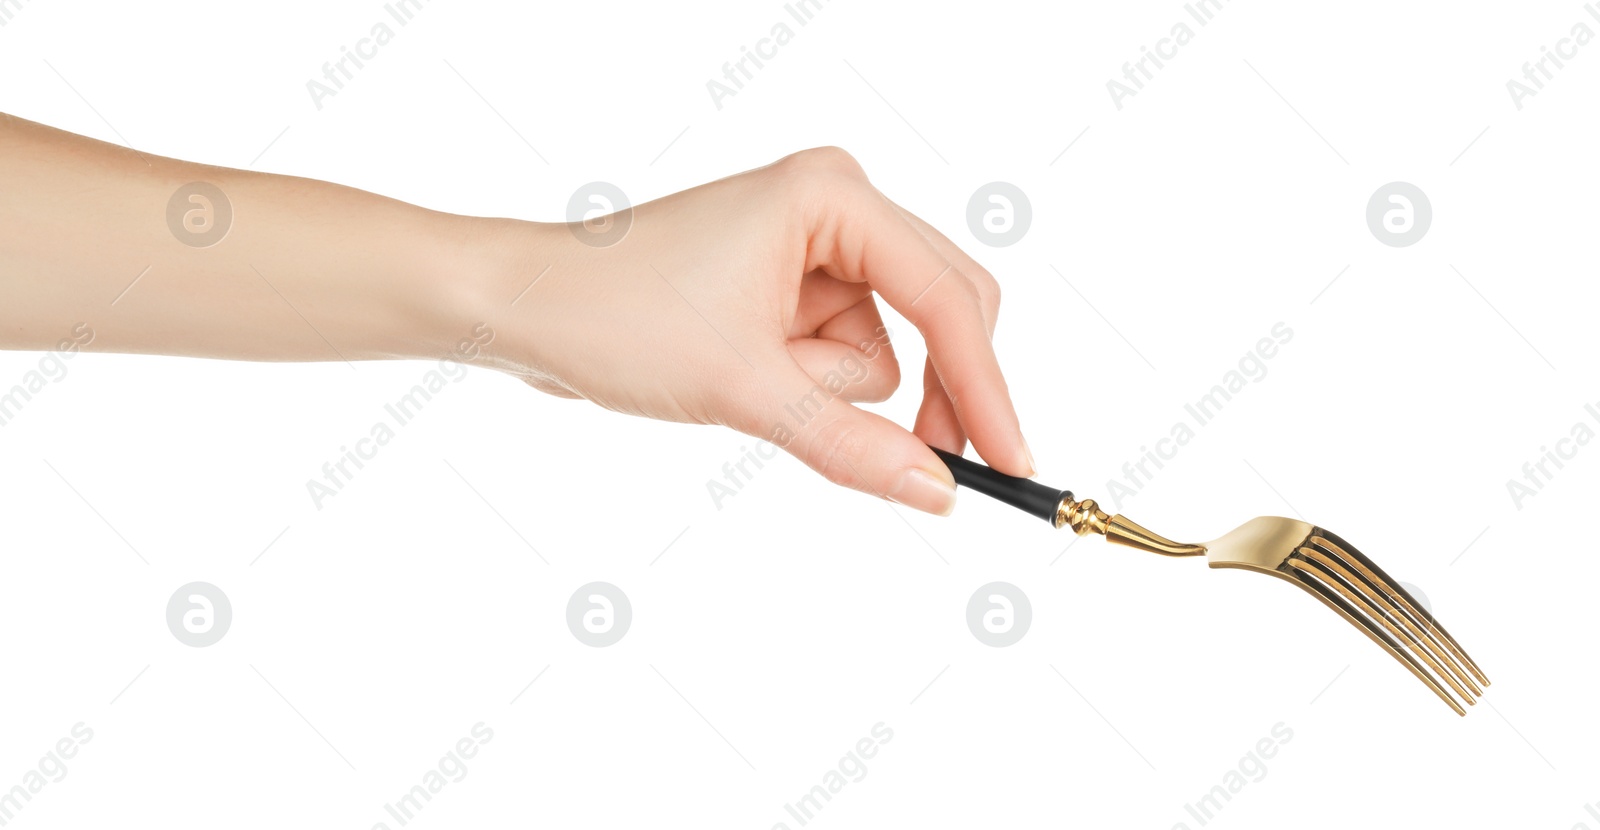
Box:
[889,468,957,516]
[1021,437,1037,478]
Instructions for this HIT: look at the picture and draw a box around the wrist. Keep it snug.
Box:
[395,213,533,362]
[432,215,573,371]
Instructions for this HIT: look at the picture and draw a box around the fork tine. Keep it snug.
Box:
[1294,545,1479,703]
[1312,530,1489,688]
[1282,557,1467,716]
[1304,536,1481,697]
[932,453,1492,712]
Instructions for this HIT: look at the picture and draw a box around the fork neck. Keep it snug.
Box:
[930,447,1204,557]
[1059,494,1206,558]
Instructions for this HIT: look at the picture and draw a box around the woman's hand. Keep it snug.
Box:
[0,116,1030,515]
[482,148,1034,515]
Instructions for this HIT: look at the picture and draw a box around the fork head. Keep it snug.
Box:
[1203,516,1489,715]
[1058,501,1489,715]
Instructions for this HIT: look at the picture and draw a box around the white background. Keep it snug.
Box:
[2,0,1597,827]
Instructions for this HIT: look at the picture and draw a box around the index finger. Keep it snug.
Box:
[802,168,1031,478]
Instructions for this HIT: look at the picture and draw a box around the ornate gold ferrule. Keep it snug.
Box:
[1056,495,1111,536]
[1055,495,1207,557]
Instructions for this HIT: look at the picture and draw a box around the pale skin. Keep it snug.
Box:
[0,114,1033,515]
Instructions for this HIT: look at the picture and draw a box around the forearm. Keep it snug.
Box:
[0,119,1030,510]
[0,114,512,362]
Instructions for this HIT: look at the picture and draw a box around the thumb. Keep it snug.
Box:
[755,363,958,516]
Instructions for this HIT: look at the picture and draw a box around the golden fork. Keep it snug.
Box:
[933,448,1489,715]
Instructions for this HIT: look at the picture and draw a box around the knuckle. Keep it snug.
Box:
[860,357,901,403]
[857,385,895,405]
[800,145,864,173]
[804,415,867,488]
[922,271,983,317]
[955,270,983,303]
[967,265,1000,307]
[777,146,867,185]
[849,380,893,406]
[877,371,903,402]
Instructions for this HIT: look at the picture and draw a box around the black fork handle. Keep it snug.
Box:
[929,447,1071,526]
